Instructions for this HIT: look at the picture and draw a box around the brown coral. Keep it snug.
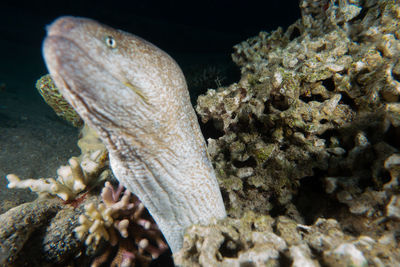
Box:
[182,0,400,265]
[175,212,400,267]
[196,0,400,224]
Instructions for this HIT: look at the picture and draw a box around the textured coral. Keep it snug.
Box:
[36,74,83,127]
[181,0,400,265]
[196,0,400,223]
[76,182,168,267]
[74,184,134,249]
[174,212,400,267]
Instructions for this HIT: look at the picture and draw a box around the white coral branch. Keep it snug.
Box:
[5,149,109,201]
[6,174,76,201]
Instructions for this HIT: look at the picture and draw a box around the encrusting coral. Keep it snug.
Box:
[196,0,400,218]
[0,199,62,264]
[174,211,399,267]
[179,0,400,265]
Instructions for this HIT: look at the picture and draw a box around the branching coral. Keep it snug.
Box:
[6,124,109,201]
[6,147,109,201]
[75,182,134,247]
[4,122,169,266]
[75,182,168,267]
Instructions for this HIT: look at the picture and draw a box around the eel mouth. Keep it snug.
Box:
[42,18,112,125]
[44,16,149,105]
[44,17,99,72]
[43,16,111,78]
[42,17,150,130]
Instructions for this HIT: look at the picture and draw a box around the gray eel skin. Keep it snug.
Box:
[43,16,226,253]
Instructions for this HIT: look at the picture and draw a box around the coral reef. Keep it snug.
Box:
[174,212,399,267]
[179,0,400,265]
[1,186,168,267]
[36,74,83,127]
[196,0,400,219]
[4,0,400,265]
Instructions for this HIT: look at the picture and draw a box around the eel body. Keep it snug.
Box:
[43,16,226,253]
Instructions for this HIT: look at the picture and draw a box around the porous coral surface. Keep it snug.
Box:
[175,212,399,267]
[188,0,400,265]
[36,74,83,127]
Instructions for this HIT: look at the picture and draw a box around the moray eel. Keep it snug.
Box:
[42,16,226,253]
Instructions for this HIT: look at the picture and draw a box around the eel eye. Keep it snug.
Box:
[105,36,117,48]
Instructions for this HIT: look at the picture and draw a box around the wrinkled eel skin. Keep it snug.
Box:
[43,16,226,253]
